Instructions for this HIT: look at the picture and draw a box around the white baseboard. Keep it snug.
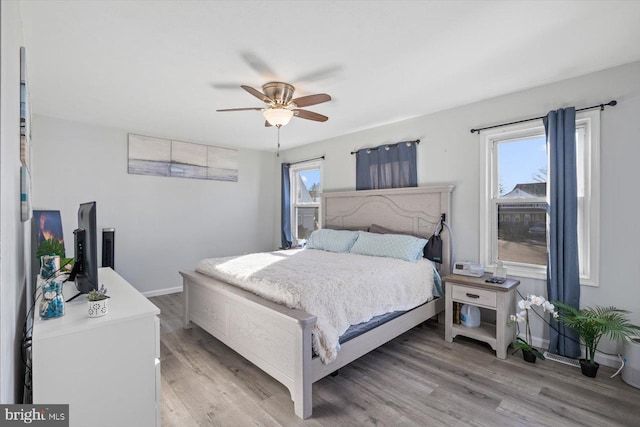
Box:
[142,285,183,298]
[523,334,620,368]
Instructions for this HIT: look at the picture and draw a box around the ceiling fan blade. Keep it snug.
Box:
[293,65,342,84]
[291,93,331,108]
[210,82,244,90]
[293,109,328,122]
[241,85,273,103]
[240,52,278,81]
[216,107,263,112]
[264,120,272,127]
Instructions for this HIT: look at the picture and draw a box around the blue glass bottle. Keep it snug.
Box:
[39,255,65,319]
[40,279,65,319]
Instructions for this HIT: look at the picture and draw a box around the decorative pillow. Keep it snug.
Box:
[325,224,370,232]
[369,223,403,235]
[369,223,431,259]
[305,229,360,253]
[349,231,428,262]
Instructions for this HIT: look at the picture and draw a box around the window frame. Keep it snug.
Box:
[289,160,323,242]
[479,110,600,286]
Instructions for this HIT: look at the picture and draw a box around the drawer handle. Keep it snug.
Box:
[466,293,480,299]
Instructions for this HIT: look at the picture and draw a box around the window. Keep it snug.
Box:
[480,110,600,285]
[290,161,322,242]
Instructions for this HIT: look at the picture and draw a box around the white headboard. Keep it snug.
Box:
[321,185,455,273]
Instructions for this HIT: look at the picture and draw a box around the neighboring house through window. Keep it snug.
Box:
[480,110,600,285]
[290,161,322,242]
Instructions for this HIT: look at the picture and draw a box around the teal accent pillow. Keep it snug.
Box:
[306,229,360,253]
[349,231,428,262]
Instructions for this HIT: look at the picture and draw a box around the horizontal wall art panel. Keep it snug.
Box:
[128,134,238,182]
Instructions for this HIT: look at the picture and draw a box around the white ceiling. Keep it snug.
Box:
[19,0,640,152]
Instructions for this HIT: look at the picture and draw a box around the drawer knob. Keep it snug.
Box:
[466,293,480,299]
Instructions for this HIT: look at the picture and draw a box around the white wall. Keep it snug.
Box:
[0,0,29,403]
[279,60,640,362]
[32,115,276,295]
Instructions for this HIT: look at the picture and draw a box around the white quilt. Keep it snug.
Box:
[196,248,435,364]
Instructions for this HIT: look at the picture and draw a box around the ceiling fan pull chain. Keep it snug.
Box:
[277,125,281,157]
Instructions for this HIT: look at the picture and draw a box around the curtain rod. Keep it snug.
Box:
[470,100,617,134]
[350,139,420,155]
[286,155,325,166]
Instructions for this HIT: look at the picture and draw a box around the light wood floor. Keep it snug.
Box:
[151,293,640,426]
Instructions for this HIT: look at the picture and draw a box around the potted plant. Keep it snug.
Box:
[509,294,558,362]
[87,284,109,318]
[36,238,74,275]
[554,302,640,377]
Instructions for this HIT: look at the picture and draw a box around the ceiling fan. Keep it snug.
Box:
[217,82,331,127]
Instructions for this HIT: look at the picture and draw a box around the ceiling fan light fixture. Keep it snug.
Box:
[263,108,294,127]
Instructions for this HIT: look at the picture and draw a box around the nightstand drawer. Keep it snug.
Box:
[451,284,497,308]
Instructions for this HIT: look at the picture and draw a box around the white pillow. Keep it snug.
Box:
[306,229,360,253]
[349,231,427,262]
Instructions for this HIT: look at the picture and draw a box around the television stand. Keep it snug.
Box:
[32,268,161,427]
[65,291,83,302]
[63,261,83,302]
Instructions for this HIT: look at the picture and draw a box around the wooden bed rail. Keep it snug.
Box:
[181,270,316,418]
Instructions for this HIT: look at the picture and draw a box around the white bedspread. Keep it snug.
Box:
[196,248,435,364]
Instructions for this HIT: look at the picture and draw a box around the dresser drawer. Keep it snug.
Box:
[451,284,497,308]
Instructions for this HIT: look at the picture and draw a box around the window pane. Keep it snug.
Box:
[498,136,547,198]
[296,207,319,240]
[296,169,321,204]
[498,203,547,265]
[575,127,585,198]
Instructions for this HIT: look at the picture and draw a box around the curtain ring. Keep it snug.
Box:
[384,145,390,151]
[366,149,371,154]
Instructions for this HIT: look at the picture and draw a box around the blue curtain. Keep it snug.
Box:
[544,107,581,358]
[355,141,417,190]
[281,163,292,249]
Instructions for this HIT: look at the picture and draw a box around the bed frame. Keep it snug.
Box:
[180,185,454,418]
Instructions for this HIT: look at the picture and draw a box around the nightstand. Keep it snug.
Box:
[443,273,520,359]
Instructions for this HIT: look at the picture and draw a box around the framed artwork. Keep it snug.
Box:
[20,46,31,170]
[33,210,65,253]
[21,166,32,222]
[127,133,238,182]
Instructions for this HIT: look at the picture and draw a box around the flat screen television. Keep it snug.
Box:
[67,202,98,298]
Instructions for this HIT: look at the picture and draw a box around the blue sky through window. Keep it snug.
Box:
[498,136,547,195]
[299,169,320,191]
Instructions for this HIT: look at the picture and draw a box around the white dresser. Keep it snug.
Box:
[32,268,161,427]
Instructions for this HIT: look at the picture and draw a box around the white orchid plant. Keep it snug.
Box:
[508,294,559,360]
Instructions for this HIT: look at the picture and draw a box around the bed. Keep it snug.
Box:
[180,185,454,418]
